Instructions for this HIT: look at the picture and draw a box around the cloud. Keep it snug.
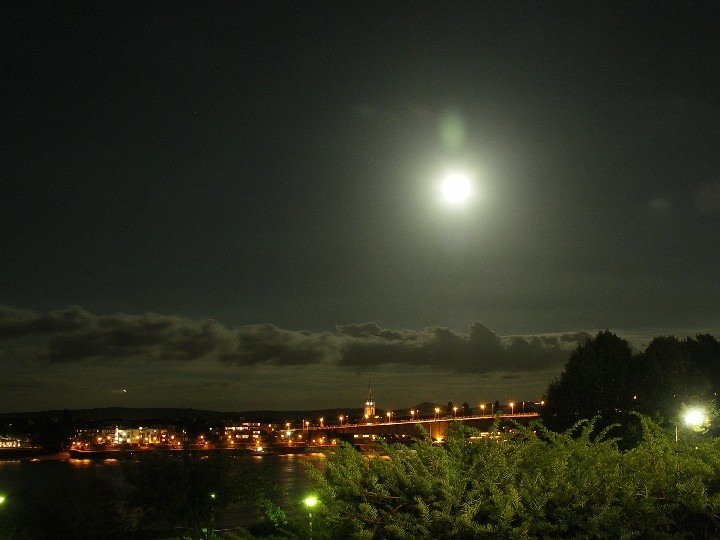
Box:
[0,306,584,374]
[0,305,92,338]
[337,322,407,341]
[560,331,592,343]
[220,324,339,366]
[336,322,581,374]
[0,306,235,363]
[48,313,233,363]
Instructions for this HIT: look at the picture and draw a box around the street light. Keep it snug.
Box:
[410,409,416,421]
[434,407,440,419]
[685,409,705,427]
[676,407,707,442]
[453,406,458,418]
[509,402,515,415]
[386,411,392,422]
[339,415,344,425]
[304,495,318,539]
[480,403,486,416]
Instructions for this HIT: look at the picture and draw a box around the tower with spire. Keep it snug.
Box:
[364,386,375,419]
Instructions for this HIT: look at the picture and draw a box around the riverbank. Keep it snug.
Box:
[0,451,317,539]
[0,447,64,460]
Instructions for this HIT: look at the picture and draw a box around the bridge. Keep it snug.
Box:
[295,413,540,444]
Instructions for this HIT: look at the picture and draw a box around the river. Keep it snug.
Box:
[0,452,323,536]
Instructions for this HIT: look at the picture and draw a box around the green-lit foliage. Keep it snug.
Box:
[304,417,720,539]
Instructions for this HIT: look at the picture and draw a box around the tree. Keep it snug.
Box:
[543,331,634,433]
[635,335,713,424]
[687,334,720,392]
[30,417,71,453]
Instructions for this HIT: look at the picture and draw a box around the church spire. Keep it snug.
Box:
[364,383,375,418]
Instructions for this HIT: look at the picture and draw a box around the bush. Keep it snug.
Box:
[303,417,720,539]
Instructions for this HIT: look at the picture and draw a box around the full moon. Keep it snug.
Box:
[441,173,472,203]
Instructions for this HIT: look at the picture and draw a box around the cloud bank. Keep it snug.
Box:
[0,305,587,375]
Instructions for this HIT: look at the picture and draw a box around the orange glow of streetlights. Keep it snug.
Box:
[453,406,458,418]
[434,407,440,419]
[480,403,486,416]
[509,402,515,415]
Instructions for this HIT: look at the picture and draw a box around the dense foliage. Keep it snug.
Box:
[304,419,720,539]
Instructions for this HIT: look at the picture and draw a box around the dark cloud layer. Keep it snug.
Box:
[337,322,588,374]
[0,306,587,375]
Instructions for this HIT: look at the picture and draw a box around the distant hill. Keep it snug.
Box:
[0,406,364,423]
[0,407,240,422]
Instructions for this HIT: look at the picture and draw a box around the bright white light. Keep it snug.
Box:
[684,408,705,427]
[441,173,471,203]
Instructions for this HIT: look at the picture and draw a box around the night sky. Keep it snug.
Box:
[2,2,720,413]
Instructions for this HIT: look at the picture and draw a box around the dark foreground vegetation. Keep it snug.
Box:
[313,418,720,539]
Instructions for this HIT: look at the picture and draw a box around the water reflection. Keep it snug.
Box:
[0,452,323,531]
